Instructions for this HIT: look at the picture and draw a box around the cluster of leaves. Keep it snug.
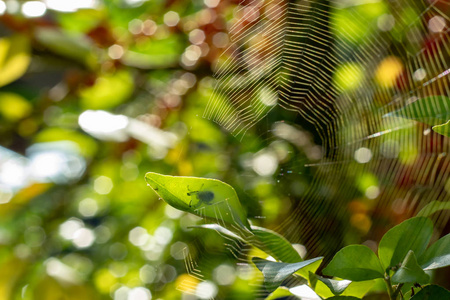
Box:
[146,172,450,299]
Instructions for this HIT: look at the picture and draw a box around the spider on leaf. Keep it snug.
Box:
[187,184,215,208]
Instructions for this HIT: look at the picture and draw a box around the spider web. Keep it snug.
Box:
[201,0,450,295]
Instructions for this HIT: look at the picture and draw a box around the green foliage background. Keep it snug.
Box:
[0,0,449,299]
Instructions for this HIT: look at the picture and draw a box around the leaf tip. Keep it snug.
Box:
[144,171,157,180]
[432,119,450,137]
[145,171,166,184]
[144,172,164,192]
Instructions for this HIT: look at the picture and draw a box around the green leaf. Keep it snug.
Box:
[391,250,430,284]
[309,273,352,295]
[265,287,295,300]
[122,51,179,69]
[250,226,302,263]
[400,282,416,299]
[417,201,450,217]
[378,217,433,269]
[296,258,323,280]
[325,297,361,300]
[191,224,303,263]
[322,245,384,281]
[0,35,31,87]
[252,257,323,292]
[0,92,32,121]
[432,120,450,137]
[410,285,450,299]
[309,272,334,298]
[35,28,96,68]
[57,9,104,33]
[387,96,450,126]
[145,172,251,232]
[80,70,134,110]
[340,280,377,298]
[312,277,375,299]
[419,233,450,270]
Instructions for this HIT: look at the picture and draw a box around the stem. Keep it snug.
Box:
[384,274,396,300]
[384,273,404,300]
[393,284,404,300]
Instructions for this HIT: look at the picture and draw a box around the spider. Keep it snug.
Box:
[187,184,215,208]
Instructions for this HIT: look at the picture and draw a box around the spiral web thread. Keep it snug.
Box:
[201,0,450,296]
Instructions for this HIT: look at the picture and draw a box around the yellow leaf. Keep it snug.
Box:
[0,35,31,87]
[0,92,32,121]
[0,258,27,300]
[80,70,134,110]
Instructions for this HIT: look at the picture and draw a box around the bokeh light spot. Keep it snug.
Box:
[94,176,113,195]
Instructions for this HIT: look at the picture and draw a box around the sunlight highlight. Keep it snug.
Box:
[21,1,46,17]
[0,1,6,15]
[44,0,97,12]
[79,110,129,142]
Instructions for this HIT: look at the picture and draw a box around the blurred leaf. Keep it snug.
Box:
[417,201,450,217]
[252,256,323,292]
[387,96,450,126]
[185,116,225,145]
[145,172,251,232]
[34,276,97,300]
[333,9,369,44]
[57,9,104,33]
[0,183,52,216]
[309,272,352,295]
[419,233,450,270]
[410,285,450,299]
[322,245,384,281]
[0,35,31,87]
[35,128,97,157]
[80,70,134,110]
[356,173,378,195]
[122,51,178,69]
[391,250,429,284]
[129,36,183,60]
[0,258,27,299]
[432,120,450,137]
[0,92,32,121]
[35,28,97,68]
[333,63,364,91]
[378,217,433,269]
[94,268,117,294]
